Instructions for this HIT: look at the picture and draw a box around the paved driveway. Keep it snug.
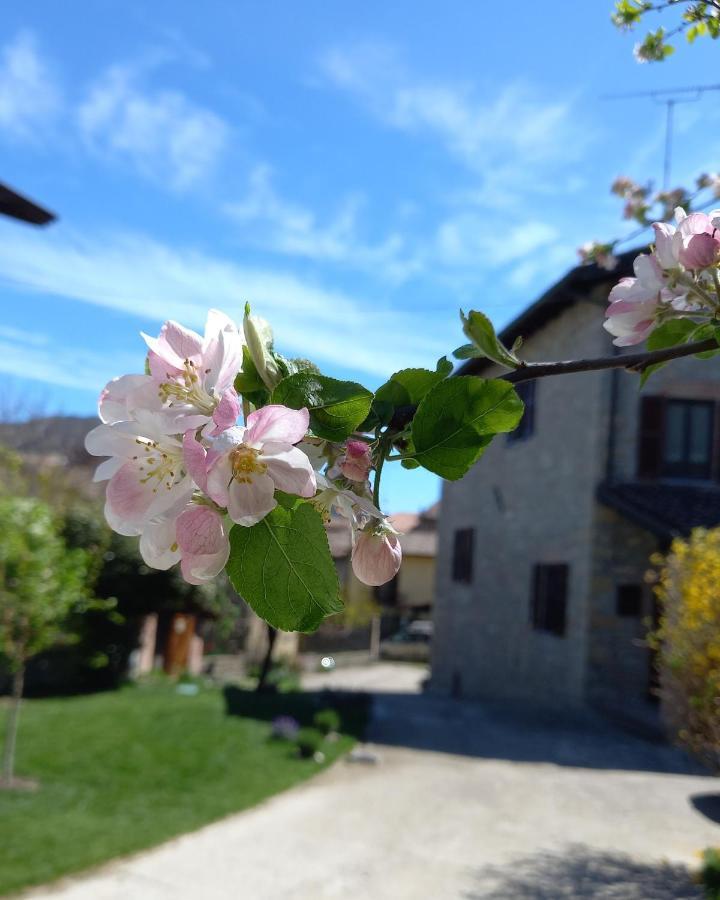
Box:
[25,665,720,899]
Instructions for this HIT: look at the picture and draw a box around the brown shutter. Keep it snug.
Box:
[637,396,665,478]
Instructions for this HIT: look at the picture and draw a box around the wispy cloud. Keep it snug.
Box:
[77,62,228,189]
[0,222,450,380]
[318,41,591,209]
[0,328,135,394]
[225,164,422,281]
[0,31,61,142]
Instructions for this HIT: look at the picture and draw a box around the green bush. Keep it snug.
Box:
[313,708,341,735]
[701,847,720,899]
[295,727,324,758]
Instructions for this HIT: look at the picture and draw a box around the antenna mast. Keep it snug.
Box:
[603,84,720,188]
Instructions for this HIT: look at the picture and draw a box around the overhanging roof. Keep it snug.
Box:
[598,481,720,540]
[0,182,56,225]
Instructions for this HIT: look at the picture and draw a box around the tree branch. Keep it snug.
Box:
[499,337,717,384]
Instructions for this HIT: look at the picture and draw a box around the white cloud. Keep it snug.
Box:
[0,222,450,380]
[435,215,558,267]
[0,31,61,141]
[318,42,591,209]
[0,329,135,395]
[225,165,422,281]
[77,63,228,189]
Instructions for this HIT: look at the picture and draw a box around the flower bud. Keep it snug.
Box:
[679,232,720,271]
[340,440,372,482]
[243,305,281,390]
[351,526,402,586]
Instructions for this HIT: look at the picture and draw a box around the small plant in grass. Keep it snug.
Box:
[701,847,720,900]
[271,715,300,740]
[295,727,324,759]
[314,708,341,736]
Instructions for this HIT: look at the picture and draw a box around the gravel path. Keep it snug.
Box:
[24,665,720,900]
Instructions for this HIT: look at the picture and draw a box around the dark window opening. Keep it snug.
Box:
[452,528,474,583]
[616,583,643,617]
[531,563,568,637]
[638,396,715,480]
[662,399,714,479]
[507,379,536,443]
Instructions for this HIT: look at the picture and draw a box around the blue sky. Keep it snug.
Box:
[1,2,719,512]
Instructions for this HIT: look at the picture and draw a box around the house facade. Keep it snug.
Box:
[430,255,720,724]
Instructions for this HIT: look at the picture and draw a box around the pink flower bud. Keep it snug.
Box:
[351,528,402,586]
[340,439,372,482]
[678,232,720,270]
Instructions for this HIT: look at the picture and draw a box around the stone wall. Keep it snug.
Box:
[431,296,611,703]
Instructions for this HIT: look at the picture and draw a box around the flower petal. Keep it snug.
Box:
[262,443,317,498]
[227,473,277,526]
[176,506,230,584]
[105,462,157,534]
[207,454,233,506]
[139,518,181,570]
[245,404,309,446]
[183,430,209,492]
[209,388,240,436]
[98,374,152,424]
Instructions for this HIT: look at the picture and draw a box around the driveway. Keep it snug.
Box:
[24,664,720,899]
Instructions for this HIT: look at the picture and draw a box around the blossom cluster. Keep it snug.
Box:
[85,309,402,589]
[604,207,720,346]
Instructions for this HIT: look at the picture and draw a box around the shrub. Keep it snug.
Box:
[701,847,720,900]
[313,708,341,735]
[295,727,324,758]
[651,528,720,769]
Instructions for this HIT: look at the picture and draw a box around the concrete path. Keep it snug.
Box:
[24,665,720,899]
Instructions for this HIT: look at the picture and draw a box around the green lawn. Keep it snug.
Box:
[0,683,364,896]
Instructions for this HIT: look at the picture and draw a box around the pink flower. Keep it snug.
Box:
[652,221,679,270]
[339,440,372,482]
[604,254,663,346]
[139,505,230,585]
[672,211,720,270]
[207,405,316,527]
[142,309,243,436]
[85,412,197,536]
[351,527,402,586]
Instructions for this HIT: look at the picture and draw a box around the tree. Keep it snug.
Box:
[650,528,720,769]
[0,497,90,787]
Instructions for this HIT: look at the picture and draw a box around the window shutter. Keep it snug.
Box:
[637,396,665,478]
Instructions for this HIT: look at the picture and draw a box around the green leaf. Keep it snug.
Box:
[411,376,524,480]
[452,343,478,360]
[226,496,342,632]
[374,357,453,408]
[272,373,373,442]
[641,319,707,386]
[460,310,521,369]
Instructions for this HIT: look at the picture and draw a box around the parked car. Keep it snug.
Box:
[379,620,433,662]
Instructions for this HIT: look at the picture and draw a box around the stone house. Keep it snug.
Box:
[430,253,720,725]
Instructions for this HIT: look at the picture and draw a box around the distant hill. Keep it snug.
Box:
[0,416,96,467]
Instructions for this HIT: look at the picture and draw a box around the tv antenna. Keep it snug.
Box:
[603,84,720,189]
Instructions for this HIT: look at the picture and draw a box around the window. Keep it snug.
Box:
[507,380,536,443]
[374,577,398,606]
[452,528,474,583]
[638,396,715,480]
[531,564,568,636]
[662,400,714,478]
[616,584,643,617]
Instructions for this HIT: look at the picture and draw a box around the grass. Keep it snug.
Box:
[0,683,365,896]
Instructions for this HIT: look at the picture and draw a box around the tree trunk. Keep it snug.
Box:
[2,663,25,786]
[255,626,277,693]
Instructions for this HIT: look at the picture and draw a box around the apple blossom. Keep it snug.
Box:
[85,412,196,536]
[243,307,281,390]
[206,405,316,527]
[351,525,402,587]
[339,439,373,482]
[604,253,664,346]
[672,211,720,271]
[138,504,230,585]
[143,309,243,436]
